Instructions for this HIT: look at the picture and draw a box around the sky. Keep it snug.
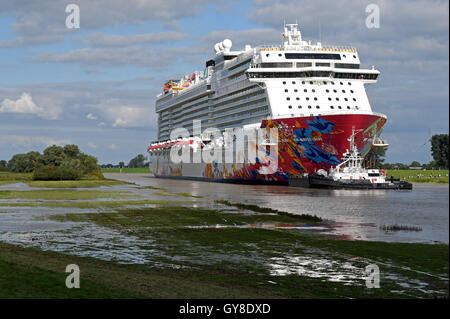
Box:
[0,0,448,165]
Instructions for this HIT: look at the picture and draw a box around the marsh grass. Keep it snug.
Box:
[26,179,131,188]
[47,205,320,228]
[0,189,135,200]
[152,192,174,196]
[136,186,168,191]
[0,172,31,183]
[175,192,203,198]
[38,205,449,298]
[215,200,322,222]
[0,172,130,188]
[0,199,187,209]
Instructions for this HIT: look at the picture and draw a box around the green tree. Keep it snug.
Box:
[431,134,449,169]
[0,160,6,167]
[63,144,81,158]
[7,151,41,173]
[410,161,421,167]
[365,147,386,168]
[42,145,66,167]
[128,154,147,168]
[119,161,125,168]
[106,163,113,168]
[79,154,99,174]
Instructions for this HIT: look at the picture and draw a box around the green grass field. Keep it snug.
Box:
[0,171,130,187]
[101,167,151,173]
[386,169,449,184]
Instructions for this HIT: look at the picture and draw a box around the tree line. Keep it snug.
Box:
[103,154,149,169]
[365,134,448,169]
[0,144,102,180]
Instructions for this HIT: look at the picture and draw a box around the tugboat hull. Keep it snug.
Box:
[289,174,413,190]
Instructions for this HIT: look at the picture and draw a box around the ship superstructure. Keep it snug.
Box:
[148,23,388,183]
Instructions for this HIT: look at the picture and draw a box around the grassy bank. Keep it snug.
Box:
[0,189,135,200]
[386,169,449,184]
[101,168,151,173]
[0,172,31,185]
[0,171,130,188]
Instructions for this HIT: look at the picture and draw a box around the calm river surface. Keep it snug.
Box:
[107,174,449,244]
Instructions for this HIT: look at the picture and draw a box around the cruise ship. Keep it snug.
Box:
[148,23,388,184]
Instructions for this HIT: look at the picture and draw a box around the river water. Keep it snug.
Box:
[105,174,449,244]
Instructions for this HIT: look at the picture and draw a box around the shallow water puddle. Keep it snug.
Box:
[268,255,367,284]
[0,223,156,264]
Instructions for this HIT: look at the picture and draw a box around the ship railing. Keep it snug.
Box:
[225,52,253,69]
[213,78,254,98]
[213,86,263,108]
[258,45,282,51]
[156,82,211,112]
[213,94,266,114]
[212,100,267,120]
[214,108,268,126]
[314,45,356,52]
[255,44,356,53]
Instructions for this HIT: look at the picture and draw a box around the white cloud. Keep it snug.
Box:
[85,99,156,128]
[87,113,98,120]
[87,142,97,149]
[107,143,119,150]
[201,28,281,50]
[77,31,188,47]
[0,135,70,149]
[0,0,211,48]
[0,92,61,120]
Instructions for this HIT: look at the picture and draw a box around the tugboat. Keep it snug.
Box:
[289,129,412,190]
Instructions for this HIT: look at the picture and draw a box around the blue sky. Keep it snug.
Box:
[0,0,448,165]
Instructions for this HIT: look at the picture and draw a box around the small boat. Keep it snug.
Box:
[289,129,412,190]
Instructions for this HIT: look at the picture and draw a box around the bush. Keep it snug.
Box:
[32,165,82,181]
[7,144,102,178]
[83,167,104,180]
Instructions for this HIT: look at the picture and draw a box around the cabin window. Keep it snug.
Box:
[296,62,312,68]
[286,53,341,60]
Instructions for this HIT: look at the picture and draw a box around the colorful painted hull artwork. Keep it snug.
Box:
[152,114,386,183]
